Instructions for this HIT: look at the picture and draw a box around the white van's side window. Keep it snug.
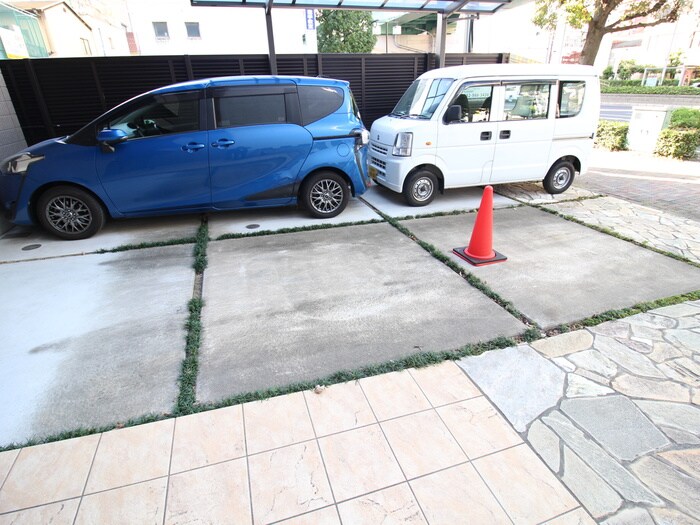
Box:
[448,85,493,123]
[504,83,551,120]
[557,81,586,118]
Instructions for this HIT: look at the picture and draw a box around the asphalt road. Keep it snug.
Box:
[600,104,632,122]
[576,168,700,222]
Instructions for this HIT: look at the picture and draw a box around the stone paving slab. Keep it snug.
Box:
[543,196,700,264]
[0,246,194,446]
[495,182,602,205]
[207,198,381,239]
[0,214,201,263]
[361,184,518,218]
[458,300,700,523]
[197,222,525,403]
[403,207,700,329]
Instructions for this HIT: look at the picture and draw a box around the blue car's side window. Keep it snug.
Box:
[107,92,200,139]
[215,94,287,128]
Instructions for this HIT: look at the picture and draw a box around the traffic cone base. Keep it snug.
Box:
[453,246,507,266]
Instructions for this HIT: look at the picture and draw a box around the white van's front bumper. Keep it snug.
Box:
[368,141,406,193]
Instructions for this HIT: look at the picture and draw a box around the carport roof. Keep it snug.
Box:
[190,0,511,14]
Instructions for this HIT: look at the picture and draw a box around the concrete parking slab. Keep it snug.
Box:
[361,184,518,218]
[0,245,194,446]
[198,223,525,403]
[206,198,380,239]
[0,214,201,263]
[403,207,700,329]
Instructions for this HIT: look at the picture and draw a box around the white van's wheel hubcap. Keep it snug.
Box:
[413,177,434,201]
[553,168,571,189]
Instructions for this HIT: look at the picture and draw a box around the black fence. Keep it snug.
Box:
[0,52,508,146]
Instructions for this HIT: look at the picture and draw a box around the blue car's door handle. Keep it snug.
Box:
[211,139,236,148]
[182,142,205,153]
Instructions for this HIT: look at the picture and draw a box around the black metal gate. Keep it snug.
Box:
[0,52,508,146]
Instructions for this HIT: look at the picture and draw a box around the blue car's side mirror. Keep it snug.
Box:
[97,128,128,145]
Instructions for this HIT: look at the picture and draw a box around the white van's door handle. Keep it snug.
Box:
[480,131,492,141]
[500,130,511,139]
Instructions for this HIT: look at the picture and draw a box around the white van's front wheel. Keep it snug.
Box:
[403,170,437,206]
[543,160,575,194]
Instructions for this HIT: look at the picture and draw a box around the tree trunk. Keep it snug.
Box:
[579,21,607,65]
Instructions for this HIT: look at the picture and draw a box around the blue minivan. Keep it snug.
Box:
[0,76,371,239]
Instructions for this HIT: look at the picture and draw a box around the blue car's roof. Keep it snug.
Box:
[152,75,349,94]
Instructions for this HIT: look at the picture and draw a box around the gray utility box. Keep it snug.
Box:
[627,106,673,153]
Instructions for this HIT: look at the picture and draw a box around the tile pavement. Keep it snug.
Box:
[0,362,592,524]
[459,300,700,524]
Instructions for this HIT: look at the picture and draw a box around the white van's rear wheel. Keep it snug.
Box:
[543,160,575,194]
[403,170,437,206]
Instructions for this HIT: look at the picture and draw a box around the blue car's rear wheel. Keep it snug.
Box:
[302,171,349,219]
[37,186,106,240]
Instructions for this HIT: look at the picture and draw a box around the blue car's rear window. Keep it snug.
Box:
[298,86,344,126]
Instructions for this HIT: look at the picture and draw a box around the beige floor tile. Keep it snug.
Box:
[319,424,404,502]
[438,397,521,459]
[338,484,427,524]
[304,381,376,437]
[165,458,250,525]
[0,449,19,486]
[474,444,578,525]
[381,410,467,479]
[0,435,99,513]
[0,498,79,525]
[409,362,482,407]
[276,506,341,524]
[85,419,174,494]
[360,371,431,421]
[249,441,333,525]
[244,392,315,455]
[411,463,512,525]
[75,478,167,525]
[170,405,245,474]
[543,508,596,525]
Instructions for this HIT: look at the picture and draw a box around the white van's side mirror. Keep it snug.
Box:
[444,105,462,124]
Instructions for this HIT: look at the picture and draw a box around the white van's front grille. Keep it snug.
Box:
[371,143,388,156]
[370,156,386,170]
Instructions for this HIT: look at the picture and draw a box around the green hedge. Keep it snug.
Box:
[603,79,681,87]
[596,121,628,151]
[654,128,700,159]
[602,85,700,95]
[669,108,700,130]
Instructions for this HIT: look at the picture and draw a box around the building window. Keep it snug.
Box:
[185,22,201,39]
[153,22,169,40]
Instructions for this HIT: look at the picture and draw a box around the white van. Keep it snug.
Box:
[368,64,600,205]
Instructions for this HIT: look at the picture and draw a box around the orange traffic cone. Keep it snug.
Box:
[453,186,507,266]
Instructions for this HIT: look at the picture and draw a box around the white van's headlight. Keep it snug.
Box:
[393,132,413,157]
[1,153,44,175]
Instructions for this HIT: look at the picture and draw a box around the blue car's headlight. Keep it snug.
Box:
[1,152,45,175]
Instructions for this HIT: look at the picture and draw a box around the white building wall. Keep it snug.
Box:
[126,0,317,56]
[41,5,95,56]
[0,69,27,233]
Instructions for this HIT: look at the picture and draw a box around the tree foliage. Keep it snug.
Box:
[533,0,692,65]
[317,10,377,53]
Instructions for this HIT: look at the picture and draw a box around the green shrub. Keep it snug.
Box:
[596,121,628,151]
[602,66,614,80]
[654,128,700,159]
[668,108,700,130]
[602,85,700,95]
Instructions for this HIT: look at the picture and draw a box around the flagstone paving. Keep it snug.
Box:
[458,300,700,523]
[495,182,602,205]
[543,196,700,264]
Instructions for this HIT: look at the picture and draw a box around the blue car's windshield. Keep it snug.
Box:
[391,78,455,119]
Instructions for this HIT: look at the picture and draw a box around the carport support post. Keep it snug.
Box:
[265,3,278,75]
[435,13,447,68]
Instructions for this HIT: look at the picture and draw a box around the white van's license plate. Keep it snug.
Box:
[368,166,378,180]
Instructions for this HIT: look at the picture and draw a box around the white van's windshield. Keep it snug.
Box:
[391,78,454,119]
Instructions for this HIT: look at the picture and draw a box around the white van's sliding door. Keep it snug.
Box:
[437,83,499,187]
[490,81,555,183]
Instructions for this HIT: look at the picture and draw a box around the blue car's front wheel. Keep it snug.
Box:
[37,185,106,240]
